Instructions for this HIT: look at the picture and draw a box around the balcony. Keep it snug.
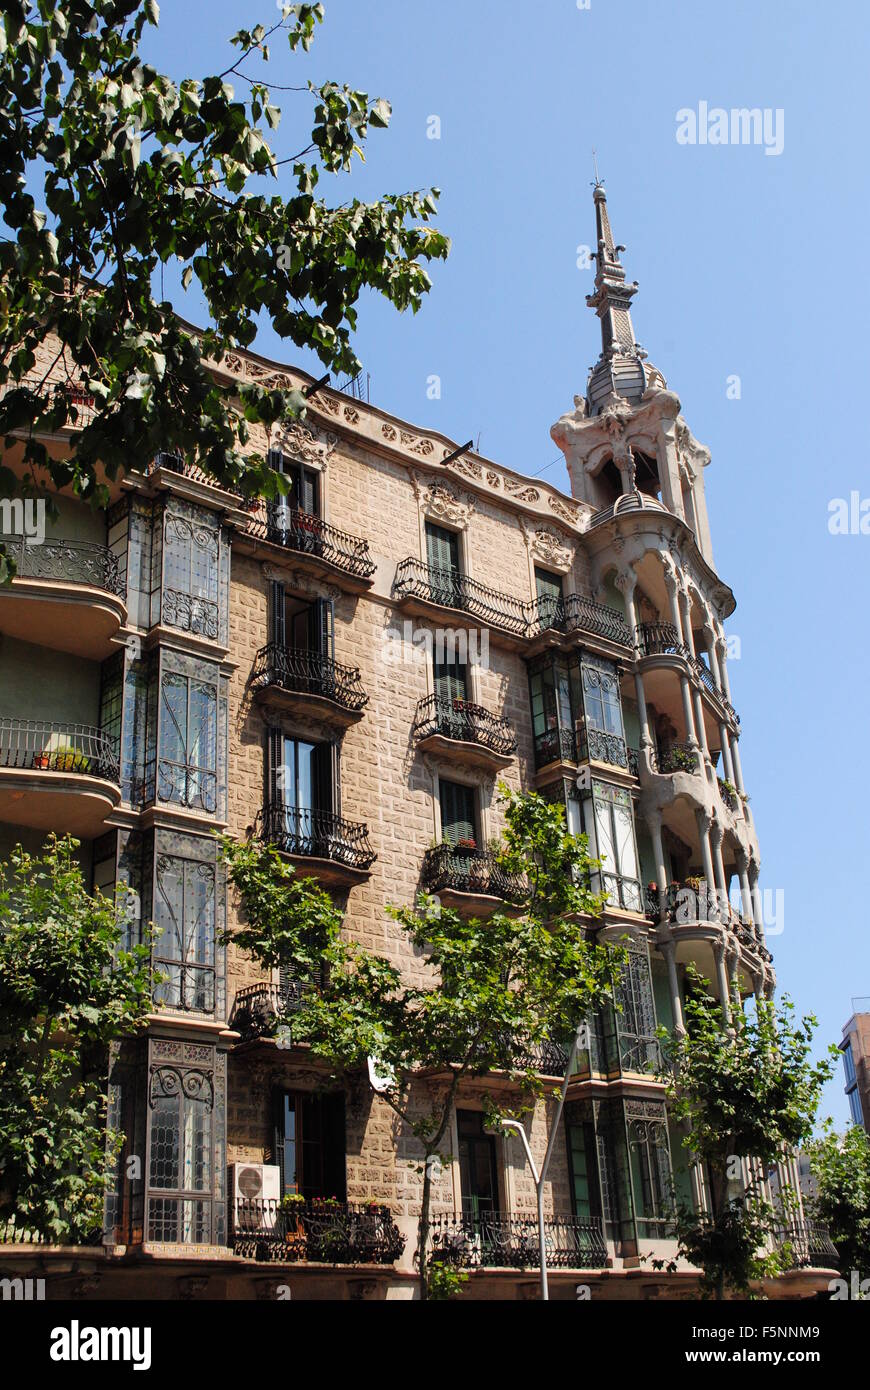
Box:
[717,776,740,812]
[527,592,633,651]
[229,978,316,1043]
[0,718,120,836]
[251,644,368,728]
[393,558,528,643]
[637,624,740,728]
[421,843,525,913]
[257,802,376,886]
[239,503,375,591]
[601,871,645,916]
[650,742,700,775]
[232,1198,405,1265]
[413,694,517,772]
[0,536,126,659]
[773,1221,839,1270]
[430,1212,608,1269]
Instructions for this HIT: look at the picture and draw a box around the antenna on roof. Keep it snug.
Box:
[592,148,603,188]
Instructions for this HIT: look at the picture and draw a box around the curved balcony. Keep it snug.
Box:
[650,742,700,775]
[717,776,740,813]
[773,1221,839,1271]
[232,1198,405,1266]
[251,644,368,728]
[257,802,376,887]
[229,977,318,1043]
[393,558,528,644]
[421,843,525,913]
[636,623,740,729]
[239,503,375,592]
[413,694,517,772]
[430,1212,608,1270]
[0,718,120,836]
[0,536,126,659]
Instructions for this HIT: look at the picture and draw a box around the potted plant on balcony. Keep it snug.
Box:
[279,1191,308,1259]
[50,744,91,774]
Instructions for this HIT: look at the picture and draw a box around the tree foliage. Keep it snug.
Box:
[655,972,837,1297]
[0,833,152,1240]
[221,786,625,1298]
[806,1122,870,1275]
[0,0,449,553]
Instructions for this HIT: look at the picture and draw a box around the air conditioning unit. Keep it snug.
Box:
[230,1163,281,1232]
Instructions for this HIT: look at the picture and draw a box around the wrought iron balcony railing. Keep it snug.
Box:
[533,725,577,769]
[529,592,633,648]
[717,776,740,811]
[0,718,119,781]
[421,844,525,902]
[243,502,376,580]
[393,558,528,636]
[650,742,700,775]
[413,694,517,757]
[2,535,124,597]
[430,1211,608,1269]
[773,1221,839,1269]
[635,621,690,658]
[257,802,376,871]
[578,726,631,769]
[252,643,369,713]
[232,1198,405,1265]
[229,977,319,1041]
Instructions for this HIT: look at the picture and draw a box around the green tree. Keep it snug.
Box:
[806,1122,870,1277]
[0,0,449,574]
[221,787,625,1300]
[0,833,152,1241]
[656,972,837,1298]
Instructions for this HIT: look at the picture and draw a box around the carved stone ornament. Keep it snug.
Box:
[272,420,336,470]
[415,476,475,530]
[522,520,574,573]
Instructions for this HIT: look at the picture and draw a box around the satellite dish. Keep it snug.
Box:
[367,1056,396,1094]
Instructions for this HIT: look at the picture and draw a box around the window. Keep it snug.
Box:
[567,1120,602,1222]
[581,659,624,738]
[273,1091,346,1200]
[457,1110,498,1217]
[842,1041,857,1087]
[587,781,642,911]
[266,731,339,855]
[528,654,580,767]
[534,567,563,627]
[611,943,659,1073]
[268,447,321,520]
[848,1088,865,1127]
[154,853,219,1015]
[625,1101,673,1238]
[158,669,219,814]
[439,778,477,846]
[271,583,334,658]
[160,499,226,642]
[425,522,462,607]
[145,1041,226,1245]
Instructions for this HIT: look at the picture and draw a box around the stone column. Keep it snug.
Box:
[646,809,669,916]
[616,568,651,754]
[749,861,765,942]
[735,848,753,925]
[715,632,733,702]
[658,937,685,1034]
[694,809,717,911]
[710,819,729,915]
[713,938,732,1024]
[718,724,735,784]
[664,565,699,750]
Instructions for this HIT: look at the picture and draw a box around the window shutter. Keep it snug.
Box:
[266,727,284,803]
[311,597,334,659]
[267,448,288,535]
[272,1090,286,1186]
[313,740,338,816]
[271,581,286,648]
[301,467,320,518]
[323,1094,347,1201]
[440,779,475,843]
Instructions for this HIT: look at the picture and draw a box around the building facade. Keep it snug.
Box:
[841,1002,870,1131]
[0,186,836,1298]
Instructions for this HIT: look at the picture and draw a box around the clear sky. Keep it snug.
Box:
[144,0,870,1127]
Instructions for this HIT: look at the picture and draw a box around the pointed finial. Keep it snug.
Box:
[592,148,603,189]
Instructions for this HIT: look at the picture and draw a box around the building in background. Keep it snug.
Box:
[841,1000,870,1130]
[0,185,837,1298]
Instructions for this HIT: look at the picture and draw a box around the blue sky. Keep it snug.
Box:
[145,0,870,1126]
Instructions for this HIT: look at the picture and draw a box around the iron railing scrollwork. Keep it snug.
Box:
[243,502,376,580]
[252,643,369,713]
[393,558,528,636]
[3,535,124,597]
[232,1198,405,1264]
[531,592,632,648]
[430,1212,607,1269]
[602,871,644,914]
[0,717,119,781]
[162,588,219,640]
[421,844,525,902]
[229,978,318,1041]
[258,802,376,871]
[773,1221,839,1269]
[413,694,517,757]
[533,725,577,769]
[650,743,700,775]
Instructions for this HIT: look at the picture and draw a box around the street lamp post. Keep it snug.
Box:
[499,1021,587,1301]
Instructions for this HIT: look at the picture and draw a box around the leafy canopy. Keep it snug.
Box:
[0,833,152,1240]
[0,0,449,540]
[806,1122,870,1275]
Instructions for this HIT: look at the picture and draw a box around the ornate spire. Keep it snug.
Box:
[583,180,666,414]
[586,180,640,357]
